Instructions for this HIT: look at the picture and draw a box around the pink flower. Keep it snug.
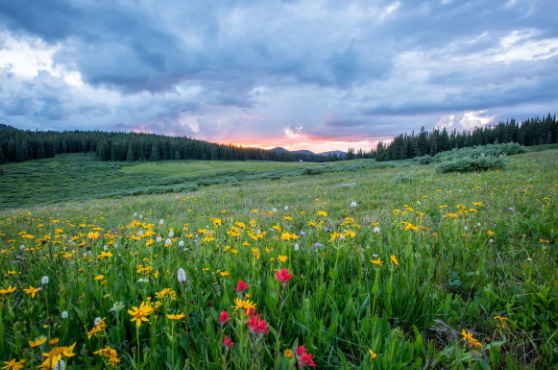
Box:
[236,279,250,293]
[295,346,316,367]
[224,335,234,349]
[247,316,269,335]
[275,268,293,289]
[299,354,316,367]
[218,311,230,326]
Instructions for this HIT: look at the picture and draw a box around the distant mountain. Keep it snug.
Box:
[291,150,314,155]
[317,150,347,158]
[269,147,290,152]
[0,123,18,131]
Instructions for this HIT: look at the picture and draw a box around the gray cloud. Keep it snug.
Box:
[0,0,557,148]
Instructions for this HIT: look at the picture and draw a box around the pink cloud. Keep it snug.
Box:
[242,113,264,120]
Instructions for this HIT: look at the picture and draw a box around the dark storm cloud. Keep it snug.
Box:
[0,0,557,146]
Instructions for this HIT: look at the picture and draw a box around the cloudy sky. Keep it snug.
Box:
[0,0,557,152]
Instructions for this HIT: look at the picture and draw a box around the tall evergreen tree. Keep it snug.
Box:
[127,144,135,162]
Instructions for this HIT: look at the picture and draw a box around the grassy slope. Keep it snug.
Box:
[119,159,320,178]
[0,149,557,368]
[0,154,319,207]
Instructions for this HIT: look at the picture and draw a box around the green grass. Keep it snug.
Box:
[0,154,322,208]
[0,148,557,369]
[119,159,320,178]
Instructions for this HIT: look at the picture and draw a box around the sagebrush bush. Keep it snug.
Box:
[435,155,506,173]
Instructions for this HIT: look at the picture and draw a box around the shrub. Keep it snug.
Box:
[417,155,434,165]
[435,155,506,173]
[303,168,325,175]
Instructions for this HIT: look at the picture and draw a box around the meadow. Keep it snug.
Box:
[0,154,321,208]
[0,147,557,369]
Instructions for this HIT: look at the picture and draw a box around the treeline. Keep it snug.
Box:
[376,113,557,161]
[0,129,332,165]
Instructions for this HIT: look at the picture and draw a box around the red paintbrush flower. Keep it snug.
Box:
[218,311,230,326]
[295,346,316,367]
[247,316,269,335]
[235,279,250,293]
[224,335,234,349]
[275,268,293,289]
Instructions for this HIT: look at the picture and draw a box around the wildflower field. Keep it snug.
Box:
[1,148,557,369]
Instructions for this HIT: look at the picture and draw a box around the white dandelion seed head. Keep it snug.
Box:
[284,206,288,210]
[41,276,49,285]
[138,230,144,236]
[133,212,138,217]
[178,240,184,247]
[137,278,149,284]
[489,239,494,243]
[177,268,186,283]
[113,243,118,248]
[20,245,26,251]
[94,317,102,325]
[294,243,299,251]
[464,226,468,231]
[61,311,68,319]
[139,215,143,219]
[165,238,171,246]
[159,219,164,225]
[350,202,357,208]
[103,245,108,251]
[273,208,277,212]
[156,236,162,242]
[477,223,481,227]
[373,227,380,233]
[169,231,174,237]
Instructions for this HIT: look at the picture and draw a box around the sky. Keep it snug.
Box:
[0,0,557,153]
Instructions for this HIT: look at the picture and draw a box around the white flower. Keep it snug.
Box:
[133,212,138,217]
[477,223,481,227]
[177,268,186,283]
[53,359,65,370]
[61,311,68,319]
[350,202,357,208]
[137,278,149,284]
[464,226,468,231]
[94,317,102,325]
[294,243,299,251]
[103,245,108,251]
[169,230,175,237]
[284,206,288,210]
[113,243,118,248]
[373,227,380,233]
[20,245,26,251]
[110,301,125,312]
[138,230,144,236]
[165,238,171,246]
[273,208,277,212]
[139,215,143,219]
[41,276,49,285]
[156,236,162,242]
[489,239,494,243]
[159,219,164,226]
[178,240,184,247]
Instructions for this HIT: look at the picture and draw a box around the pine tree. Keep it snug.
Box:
[127,144,135,162]
[15,142,27,162]
[150,145,160,161]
